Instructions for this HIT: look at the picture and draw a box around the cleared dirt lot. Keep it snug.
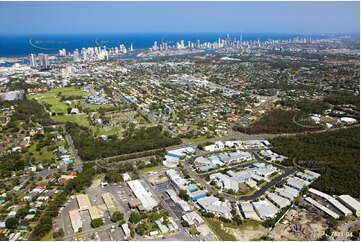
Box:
[269,208,328,241]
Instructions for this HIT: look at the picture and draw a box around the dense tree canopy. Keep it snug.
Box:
[271,126,360,197]
[11,99,53,126]
[234,110,321,134]
[66,122,181,161]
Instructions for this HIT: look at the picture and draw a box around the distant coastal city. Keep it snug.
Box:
[0,33,357,69]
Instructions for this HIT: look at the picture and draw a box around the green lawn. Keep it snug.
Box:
[140,166,160,173]
[28,87,88,114]
[85,104,114,111]
[28,141,56,162]
[52,114,91,127]
[184,135,209,143]
[56,87,89,98]
[100,127,123,137]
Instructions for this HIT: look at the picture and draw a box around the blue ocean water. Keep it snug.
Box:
[0,32,332,57]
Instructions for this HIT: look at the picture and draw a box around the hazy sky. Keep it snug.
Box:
[0,1,359,34]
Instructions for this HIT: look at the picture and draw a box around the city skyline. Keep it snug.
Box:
[0,1,359,35]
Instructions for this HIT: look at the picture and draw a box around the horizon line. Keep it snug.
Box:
[0,31,359,36]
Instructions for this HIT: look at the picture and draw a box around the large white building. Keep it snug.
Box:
[197,196,231,217]
[127,180,158,210]
[267,192,291,208]
[252,200,279,219]
[308,188,352,216]
[182,211,204,225]
[337,195,360,217]
[239,202,260,220]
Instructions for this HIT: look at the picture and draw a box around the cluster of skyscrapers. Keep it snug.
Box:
[29,53,49,70]
[28,32,316,66]
[71,43,134,62]
[152,33,246,51]
[151,33,313,51]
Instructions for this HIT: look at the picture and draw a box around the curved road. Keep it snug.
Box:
[183,150,296,201]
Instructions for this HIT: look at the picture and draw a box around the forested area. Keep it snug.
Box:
[276,99,330,114]
[234,110,321,134]
[0,153,26,178]
[66,122,181,161]
[324,93,360,108]
[271,126,360,197]
[11,99,54,126]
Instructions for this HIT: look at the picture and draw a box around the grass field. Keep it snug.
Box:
[52,114,91,127]
[28,87,88,114]
[28,141,56,162]
[52,114,124,138]
[184,135,209,143]
[238,219,264,230]
[203,217,237,241]
[85,104,114,111]
[140,166,160,173]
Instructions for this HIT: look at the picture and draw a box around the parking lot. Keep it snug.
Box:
[59,181,133,239]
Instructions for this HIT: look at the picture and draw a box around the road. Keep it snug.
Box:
[183,149,296,201]
[62,223,114,241]
[65,130,83,171]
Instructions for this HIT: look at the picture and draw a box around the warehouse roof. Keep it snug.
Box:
[308,188,352,216]
[88,206,100,220]
[197,196,231,214]
[304,169,321,178]
[102,193,116,209]
[76,194,90,210]
[69,209,81,222]
[276,186,299,200]
[252,200,279,219]
[286,177,307,190]
[305,197,339,219]
[239,202,259,220]
[296,172,315,181]
[338,195,360,214]
[267,192,291,208]
[182,211,204,225]
[127,179,158,210]
[195,157,210,165]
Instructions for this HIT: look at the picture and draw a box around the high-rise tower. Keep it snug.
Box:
[29,54,36,68]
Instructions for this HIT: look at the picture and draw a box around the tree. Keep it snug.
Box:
[5,217,19,229]
[15,207,28,219]
[135,223,146,236]
[129,212,141,224]
[111,211,124,223]
[0,233,7,241]
[91,218,103,228]
[53,228,64,239]
[262,219,274,228]
[179,189,190,201]
[181,220,189,227]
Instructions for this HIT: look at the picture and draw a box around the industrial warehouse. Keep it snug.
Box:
[127,179,158,210]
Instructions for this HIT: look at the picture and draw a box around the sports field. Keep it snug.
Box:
[28,87,88,114]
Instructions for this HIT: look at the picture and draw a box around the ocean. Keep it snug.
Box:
[0,32,334,58]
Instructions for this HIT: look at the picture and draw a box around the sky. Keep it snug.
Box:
[0,1,359,35]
